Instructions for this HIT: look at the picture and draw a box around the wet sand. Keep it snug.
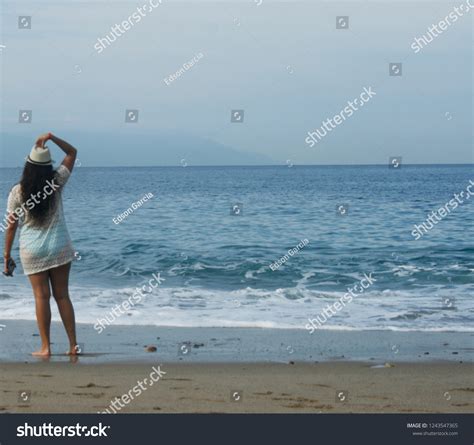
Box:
[1,320,473,364]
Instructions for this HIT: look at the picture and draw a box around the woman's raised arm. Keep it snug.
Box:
[51,134,78,173]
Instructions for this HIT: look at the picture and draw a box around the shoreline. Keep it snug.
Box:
[0,320,472,364]
[1,321,473,413]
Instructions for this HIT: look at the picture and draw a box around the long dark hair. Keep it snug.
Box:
[20,162,57,227]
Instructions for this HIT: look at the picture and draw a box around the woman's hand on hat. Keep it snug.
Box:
[35,132,52,148]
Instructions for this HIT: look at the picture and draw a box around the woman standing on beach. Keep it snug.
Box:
[3,133,79,356]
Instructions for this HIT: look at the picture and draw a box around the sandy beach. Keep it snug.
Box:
[0,320,473,413]
[0,361,473,413]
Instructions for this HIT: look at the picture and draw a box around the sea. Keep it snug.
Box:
[0,165,472,332]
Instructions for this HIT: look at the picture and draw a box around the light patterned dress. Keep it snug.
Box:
[7,165,75,275]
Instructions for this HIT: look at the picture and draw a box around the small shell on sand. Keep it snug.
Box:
[370,362,395,369]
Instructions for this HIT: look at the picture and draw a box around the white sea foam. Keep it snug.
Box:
[0,284,472,332]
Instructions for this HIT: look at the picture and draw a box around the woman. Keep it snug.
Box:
[3,133,79,356]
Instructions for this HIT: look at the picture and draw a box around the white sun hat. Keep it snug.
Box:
[27,145,53,166]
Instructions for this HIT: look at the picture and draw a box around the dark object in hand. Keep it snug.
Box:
[3,258,16,277]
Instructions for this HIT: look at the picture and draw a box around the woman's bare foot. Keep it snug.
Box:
[32,346,51,357]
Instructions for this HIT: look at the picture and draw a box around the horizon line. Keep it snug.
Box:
[0,163,472,169]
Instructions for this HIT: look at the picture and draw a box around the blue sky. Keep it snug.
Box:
[0,0,472,166]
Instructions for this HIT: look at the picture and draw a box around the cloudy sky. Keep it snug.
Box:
[0,0,472,166]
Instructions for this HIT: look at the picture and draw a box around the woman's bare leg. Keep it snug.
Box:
[49,262,79,354]
[28,271,52,356]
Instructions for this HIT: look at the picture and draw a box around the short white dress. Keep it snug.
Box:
[7,165,75,275]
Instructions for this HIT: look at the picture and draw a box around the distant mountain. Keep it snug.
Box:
[0,131,273,167]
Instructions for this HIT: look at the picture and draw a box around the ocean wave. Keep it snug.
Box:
[0,285,472,332]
